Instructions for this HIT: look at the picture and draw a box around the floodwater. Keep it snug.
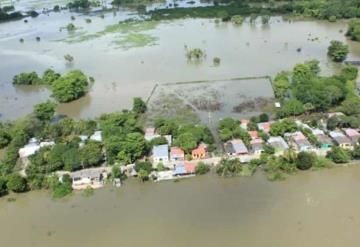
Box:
[1,10,360,120]
[1,166,360,246]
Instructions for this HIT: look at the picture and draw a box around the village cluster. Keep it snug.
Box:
[15,111,360,191]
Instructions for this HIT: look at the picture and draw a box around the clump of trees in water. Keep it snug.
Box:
[272,59,359,119]
[327,40,349,62]
[346,19,360,42]
[186,48,206,62]
[12,69,91,103]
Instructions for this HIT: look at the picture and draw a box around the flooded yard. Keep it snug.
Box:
[1,13,360,120]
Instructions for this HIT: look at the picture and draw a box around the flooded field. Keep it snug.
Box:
[147,77,274,127]
[1,11,360,120]
[2,165,360,247]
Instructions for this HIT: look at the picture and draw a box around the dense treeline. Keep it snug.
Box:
[0,7,22,22]
[149,0,360,21]
[274,60,360,119]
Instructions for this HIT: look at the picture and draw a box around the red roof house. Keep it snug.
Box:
[170,147,185,161]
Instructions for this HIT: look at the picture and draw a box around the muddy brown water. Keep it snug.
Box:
[1,166,360,247]
[1,15,360,120]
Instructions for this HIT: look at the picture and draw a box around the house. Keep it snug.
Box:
[90,131,102,142]
[285,131,313,152]
[152,144,169,163]
[250,138,264,155]
[240,119,249,130]
[329,131,354,150]
[328,112,345,118]
[144,127,160,141]
[170,147,185,161]
[174,162,196,176]
[70,168,108,190]
[343,128,360,145]
[225,139,248,156]
[257,122,272,133]
[18,138,55,159]
[268,136,289,154]
[192,146,206,160]
[312,129,333,149]
[248,131,259,140]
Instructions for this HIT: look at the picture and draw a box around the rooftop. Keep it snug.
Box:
[153,144,169,158]
[268,136,289,150]
[230,139,248,154]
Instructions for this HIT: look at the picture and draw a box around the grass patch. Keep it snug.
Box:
[113,33,158,49]
[82,186,94,197]
[61,20,160,46]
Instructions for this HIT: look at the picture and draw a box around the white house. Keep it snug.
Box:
[152,144,169,163]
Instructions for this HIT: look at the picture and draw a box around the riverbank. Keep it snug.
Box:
[2,165,360,247]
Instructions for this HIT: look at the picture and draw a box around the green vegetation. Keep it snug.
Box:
[149,1,360,22]
[33,101,57,122]
[217,118,250,143]
[216,159,256,177]
[213,57,221,66]
[67,0,90,9]
[195,161,210,175]
[12,69,91,103]
[52,70,89,103]
[231,15,244,25]
[0,7,23,22]
[13,72,41,85]
[186,48,206,62]
[6,173,27,193]
[113,33,158,49]
[66,23,76,32]
[82,186,94,197]
[295,151,316,170]
[48,174,73,199]
[327,146,351,163]
[346,19,360,41]
[155,118,214,153]
[327,40,349,62]
[275,59,359,118]
[273,71,290,100]
[269,119,297,137]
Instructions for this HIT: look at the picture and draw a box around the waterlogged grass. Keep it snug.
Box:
[62,20,160,49]
[113,33,158,49]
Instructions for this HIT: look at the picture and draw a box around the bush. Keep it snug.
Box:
[13,72,41,85]
[295,152,316,170]
[7,173,27,193]
[52,70,89,103]
[327,146,351,163]
[196,161,210,175]
[328,40,349,62]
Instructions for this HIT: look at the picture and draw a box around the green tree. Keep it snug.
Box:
[340,97,360,115]
[33,101,57,122]
[295,152,316,170]
[196,161,210,175]
[132,97,147,114]
[273,72,290,99]
[346,19,360,41]
[7,173,27,193]
[277,99,305,118]
[42,69,60,85]
[328,40,349,62]
[12,72,41,85]
[341,65,358,81]
[80,141,103,168]
[52,70,89,103]
[327,146,351,163]
[0,129,11,148]
[270,119,297,136]
[174,133,197,153]
[138,168,149,182]
[118,133,147,164]
[0,176,8,196]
